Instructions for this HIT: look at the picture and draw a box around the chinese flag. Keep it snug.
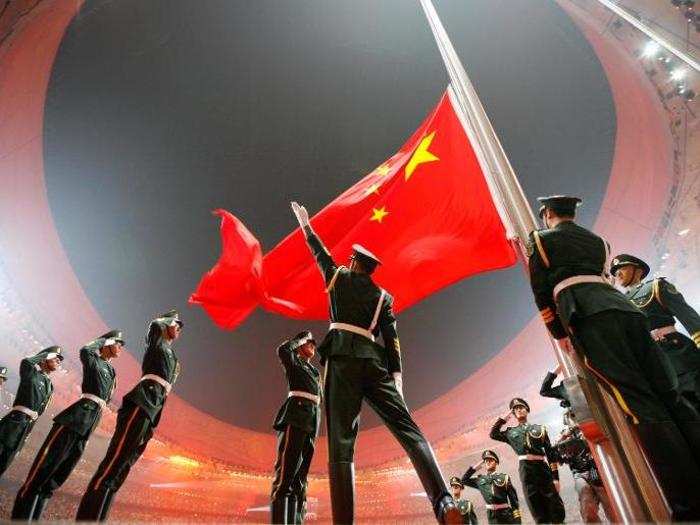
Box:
[190,91,518,329]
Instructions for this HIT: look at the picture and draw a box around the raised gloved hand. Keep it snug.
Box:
[392,371,403,398]
[291,201,310,229]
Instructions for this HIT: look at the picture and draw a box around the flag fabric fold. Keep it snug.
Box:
[190,91,518,330]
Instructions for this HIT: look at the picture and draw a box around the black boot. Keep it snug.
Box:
[329,462,354,524]
[11,493,39,520]
[286,495,298,524]
[636,422,700,521]
[296,496,306,524]
[76,487,111,521]
[405,440,460,523]
[97,488,116,522]
[270,496,288,524]
[30,495,49,521]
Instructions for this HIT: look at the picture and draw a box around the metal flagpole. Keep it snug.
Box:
[418,0,669,521]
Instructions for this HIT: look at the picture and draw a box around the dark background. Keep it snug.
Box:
[43,0,615,432]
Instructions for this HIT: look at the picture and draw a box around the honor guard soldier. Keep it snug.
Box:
[0,347,62,478]
[449,477,478,524]
[291,202,460,524]
[490,398,564,524]
[528,195,700,519]
[77,310,182,521]
[612,253,700,410]
[461,450,521,524]
[12,331,122,521]
[270,331,321,525]
[553,417,611,523]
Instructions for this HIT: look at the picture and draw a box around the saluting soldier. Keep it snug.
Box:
[612,253,700,410]
[76,310,182,521]
[490,398,564,524]
[12,331,122,521]
[270,331,321,525]
[0,346,63,478]
[449,477,478,524]
[528,195,700,519]
[291,202,460,524]
[461,450,521,524]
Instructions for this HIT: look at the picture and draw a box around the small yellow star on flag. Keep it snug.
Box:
[370,207,389,223]
[405,131,439,181]
[374,163,391,177]
[364,182,381,196]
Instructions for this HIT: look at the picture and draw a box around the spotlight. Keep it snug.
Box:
[684,8,696,21]
[670,68,687,81]
[642,40,661,57]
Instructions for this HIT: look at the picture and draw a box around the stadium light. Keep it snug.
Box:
[671,68,687,81]
[642,41,661,58]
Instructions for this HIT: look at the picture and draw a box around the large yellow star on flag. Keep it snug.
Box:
[405,131,439,181]
[370,207,389,223]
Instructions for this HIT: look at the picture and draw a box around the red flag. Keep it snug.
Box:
[190,91,518,329]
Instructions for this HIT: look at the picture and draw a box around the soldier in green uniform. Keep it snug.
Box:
[528,195,700,519]
[270,331,321,525]
[76,310,182,521]
[461,450,521,524]
[449,476,478,524]
[12,330,122,521]
[489,398,564,524]
[291,202,460,524]
[612,253,700,410]
[0,346,63,478]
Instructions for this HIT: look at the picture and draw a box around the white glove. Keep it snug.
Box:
[393,372,403,398]
[556,337,574,355]
[291,201,310,229]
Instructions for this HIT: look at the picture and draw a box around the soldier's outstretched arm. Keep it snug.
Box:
[276,339,294,370]
[527,232,567,340]
[659,280,700,349]
[460,466,479,489]
[539,370,566,402]
[489,416,509,443]
[80,339,104,367]
[291,202,338,283]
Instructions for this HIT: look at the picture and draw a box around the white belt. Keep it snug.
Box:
[12,405,38,421]
[553,275,609,299]
[140,374,172,394]
[288,391,321,405]
[651,325,677,341]
[329,322,375,342]
[80,393,107,409]
[486,503,511,510]
[518,454,546,461]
